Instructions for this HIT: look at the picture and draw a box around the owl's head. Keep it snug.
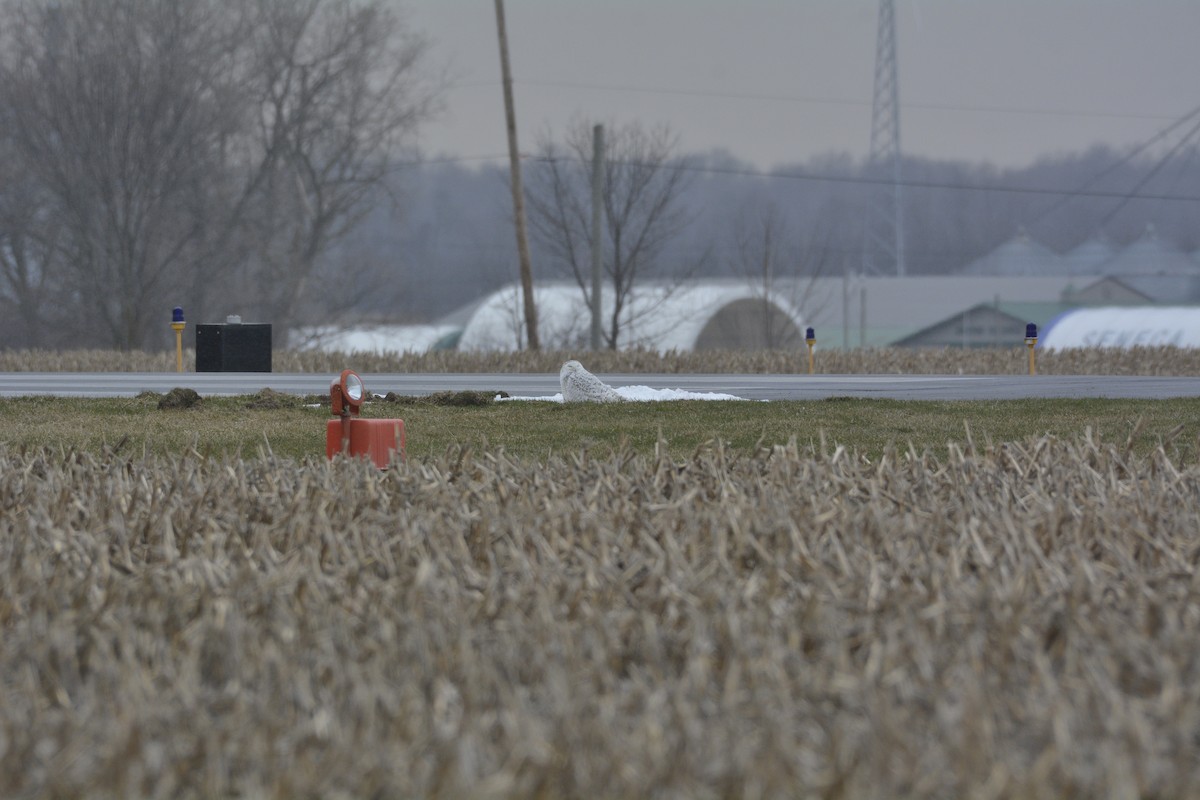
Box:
[560,359,584,378]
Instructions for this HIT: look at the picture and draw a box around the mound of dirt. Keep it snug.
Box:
[245,388,303,410]
[157,387,202,410]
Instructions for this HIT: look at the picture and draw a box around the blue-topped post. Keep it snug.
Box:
[805,327,816,374]
[1024,322,1038,376]
[171,307,186,373]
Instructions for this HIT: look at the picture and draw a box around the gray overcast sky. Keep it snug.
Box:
[406,1,1200,170]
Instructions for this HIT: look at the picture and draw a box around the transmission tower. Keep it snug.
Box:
[862,0,905,276]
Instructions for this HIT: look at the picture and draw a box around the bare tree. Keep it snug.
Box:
[0,0,437,350]
[732,202,795,348]
[729,199,837,348]
[238,0,437,342]
[0,0,245,349]
[0,130,65,347]
[526,120,694,349]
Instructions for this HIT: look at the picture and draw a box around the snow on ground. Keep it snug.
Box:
[497,385,750,403]
[294,324,458,354]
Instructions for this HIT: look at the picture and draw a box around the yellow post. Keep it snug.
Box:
[171,307,186,373]
[805,327,816,375]
[1024,323,1037,376]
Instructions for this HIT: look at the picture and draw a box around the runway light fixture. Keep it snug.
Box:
[330,369,365,417]
[170,306,186,373]
[1025,323,1038,376]
[805,327,816,375]
[326,369,406,468]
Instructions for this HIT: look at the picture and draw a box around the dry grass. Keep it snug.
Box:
[3,344,1200,375]
[277,344,1200,375]
[3,431,1200,798]
[5,346,1199,797]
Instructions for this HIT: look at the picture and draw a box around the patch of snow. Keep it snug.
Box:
[293,324,459,354]
[497,385,750,403]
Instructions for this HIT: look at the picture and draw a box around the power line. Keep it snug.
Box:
[1030,101,1200,225]
[398,153,1200,203]
[607,158,1200,203]
[447,78,1185,124]
[1097,113,1200,228]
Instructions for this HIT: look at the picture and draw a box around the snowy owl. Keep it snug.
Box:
[559,360,623,403]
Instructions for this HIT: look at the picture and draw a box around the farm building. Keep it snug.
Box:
[786,275,1080,349]
[296,280,806,354]
[1060,276,1153,306]
[296,276,1092,353]
[892,302,1072,349]
[1041,306,1200,349]
[1091,224,1197,276]
[455,280,805,352]
[960,230,1065,277]
[962,224,1200,284]
[1061,234,1117,275]
[880,225,1200,349]
[294,226,1200,354]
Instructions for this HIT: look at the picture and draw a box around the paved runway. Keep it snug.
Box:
[2,372,1199,401]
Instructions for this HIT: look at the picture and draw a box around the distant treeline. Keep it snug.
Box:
[374,143,1200,322]
[2,2,1197,350]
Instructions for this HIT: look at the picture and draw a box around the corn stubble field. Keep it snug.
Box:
[3,349,1200,798]
[3,343,1200,375]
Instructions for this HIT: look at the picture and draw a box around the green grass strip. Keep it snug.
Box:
[2,393,1199,463]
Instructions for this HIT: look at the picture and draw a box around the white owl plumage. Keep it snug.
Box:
[559,360,624,403]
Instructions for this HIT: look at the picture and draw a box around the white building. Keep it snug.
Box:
[455,280,805,352]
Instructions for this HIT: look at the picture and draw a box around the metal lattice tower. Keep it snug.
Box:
[862,0,905,276]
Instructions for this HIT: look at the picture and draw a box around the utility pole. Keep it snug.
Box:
[494,0,539,349]
[862,0,905,277]
[590,124,604,350]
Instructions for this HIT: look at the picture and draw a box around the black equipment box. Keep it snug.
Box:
[195,322,272,372]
